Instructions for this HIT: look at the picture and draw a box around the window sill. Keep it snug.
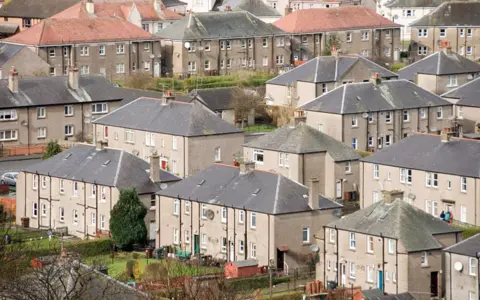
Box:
[59,220,64,223]
[421,264,430,268]
[345,172,352,175]
[150,207,155,211]
[366,251,374,255]
[201,246,207,249]
[349,248,356,252]
[366,280,374,284]
[37,137,46,140]
[32,216,38,219]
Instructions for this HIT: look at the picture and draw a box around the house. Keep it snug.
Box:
[298,75,454,151]
[0,0,78,31]
[155,162,342,268]
[410,2,480,60]
[224,259,259,278]
[162,0,188,14]
[3,17,160,79]
[398,47,480,95]
[319,192,462,300]
[360,133,480,226]
[92,96,244,178]
[0,43,50,78]
[243,118,361,200]
[265,53,398,108]
[156,11,289,75]
[0,67,126,149]
[442,77,480,134]
[444,233,480,300]
[53,0,183,34]
[377,0,446,43]
[214,0,282,23]
[273,7,402,64]
[16,143,181,240]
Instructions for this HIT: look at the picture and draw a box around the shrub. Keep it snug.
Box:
[126,260,136,279]
[143,262,168,281]
[132,252,140,259]
[65,238,111,258]
[42,141,62,160]
[229,275,291,291]
[133,260,141,280]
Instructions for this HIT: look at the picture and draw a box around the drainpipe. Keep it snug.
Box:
[179,196,182,248]
[323,226,326,284]
[244,206,248,260]
[417,108,420,133]
[449,253,452,300]
[198,199,201,261]
[233,206,236,262]
[475,181,477,226]
[94,181,98,236]
[335,225,339,284]
[36,171,40,229]
[427,106,431,133]
[267,214,270,266]
[83,180,87,237]
[183,137,186,178]
[49,173,52,229]
[23,172,27,217]
[302,154,305,185]
[381,233,385,292]
[225,205,228,261]
[190,197,193,254]
[396,238,399,294]
[27,107,30,154]
[376,111,380,146]
[365,112,369,150]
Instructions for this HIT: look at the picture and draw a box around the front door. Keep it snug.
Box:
[149,221,156,241]
[194,234,200,254]
[341,264,346,286]
[336,181,342,199]
[276,249,285,271]
[229,241,235,262]
[431,271,438,297]
[378,270,384,291]
[161,160,167,170]
[154,62,160,77]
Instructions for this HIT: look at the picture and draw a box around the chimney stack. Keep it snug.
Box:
[295,116,306,125]
[96,140,108,151]
[370,73,381,85]
[239,161,255,174]
[86,0,94,14]
[284,6,292,16]
[153,0,164,12]
[8,66,18,93]
[441,127,452,143]
[309,177,320,209]
[443,46,452,55]
[331,46,340,59]
[150,151,160,182]
[381,190,403,204]
[68,66,79,90]
[161,90,174,104]
[225,5,231,10]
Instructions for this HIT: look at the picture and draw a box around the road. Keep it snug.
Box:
[0,158,41,176]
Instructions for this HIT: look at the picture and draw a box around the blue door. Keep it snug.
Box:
[378,270,384,291]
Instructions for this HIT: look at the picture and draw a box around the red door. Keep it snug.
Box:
[161,160,167,170]
[104,126,108,138]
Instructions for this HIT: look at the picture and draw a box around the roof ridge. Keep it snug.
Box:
[444,232,480,252]
[113,149,124,187]
[441,76,480,98]
[398,52,438,72]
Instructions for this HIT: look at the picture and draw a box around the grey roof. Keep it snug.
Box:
[398,51,480,80]
[110,87,193,106]
[162,0,187,7]
[326,199,461,252]
[190,86,262,111]
[244,122,360,161]
[361,134,480,178]
[156,10,285,40]
[0,22,18,34]
[0,43,23,67]
[384,0,446,8]
[411,2,480,27]
[215,0,281,17]
[444,233,480,257]
[93,97,242,137]
[22,144,180,194]
[267,56,398,86]
[299,79,452,114]
[361,289,384,298]
[0,75,122,109]
[233,259,258,267]
[463,133,480,139]
[442,76,480,107]
[0,0,79,18]
[369,293,416,300]
[157,164,342,215]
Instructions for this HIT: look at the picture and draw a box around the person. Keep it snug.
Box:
[440,210,445,220]
[444,211,451,223]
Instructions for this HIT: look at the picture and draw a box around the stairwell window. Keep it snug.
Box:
[372,191,379,203]
[393,272,397,282]
[201,204,207,219]
[329,229,335,243]
[262,38,268,47]
[421,251,428,266]
[407,169,412,184]
[467,46,473,56]
[42,204,47,216]
[59,207,65,222]
[73,209,78,224]
[173,199,179,216]
[173,228,179,245]
[250,212,256,229]
[204,41,211,51]
[250,242,256,258]
[221,237,227,253]
[185,230,190,243]
[461,177,467,192]
[214,147,221,162]
[461,205,467,223]
[351,115,358,127]
[59,180,64,194]
[172,136,177,150]
[349,232,356,249]
[239,240,244,253]
[221,207,227,223]
[469,257,476,276]
[400,168,406,183]
[352,138,357,150]
[403,110,409,122]
[32,203,38,217]
[367,236,374,253]
[345,161,351,174]
[373,164,379,179]
[185,201,190,215]
[239,211,244,224]
[388,239,395,254]
[367,265,374,283]
[73,181,78,196]
[385,111,392,123]
[32,175,38,190]
[468,28,473,37]
[201,233,207,249]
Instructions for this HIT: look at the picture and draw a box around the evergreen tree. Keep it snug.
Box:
[110,188,147,247]
[42,141,62,160]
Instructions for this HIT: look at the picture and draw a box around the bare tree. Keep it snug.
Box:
[230,85,265,129]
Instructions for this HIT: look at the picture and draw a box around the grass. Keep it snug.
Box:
[454,224,480,240]
[0,226,50,241]
[244,124,277,132]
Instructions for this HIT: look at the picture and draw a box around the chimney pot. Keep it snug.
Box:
[370,73,381,85]
[150,151,161,182]
[68,66,79,90]
[162,90,175,104]
[381,190,403,204]
[96,140,108,151]
[240,161,255,174]
[8,66,18,93]
[284,6,292,16]
[309,177,320,210]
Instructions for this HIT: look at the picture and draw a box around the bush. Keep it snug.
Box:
[143,262,168,281]
[389,63,407,73]
[271,291,304,300]
[126,260,136,279]
[65,238,112,258]
[42,140,62,160]
[229,275,291,291]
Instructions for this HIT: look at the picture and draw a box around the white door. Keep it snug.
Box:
[336,181,342,199]
[154,62,160,77]
[149,221,156,240]
[394,48,400,61]
[341,264,346,286]
[229,241,235,262]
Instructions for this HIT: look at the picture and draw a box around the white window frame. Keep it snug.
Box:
[73,209,78,224]
[351,115,358,127]
[125,129,134,143]
[403,110,409,122]
[367,265,374,283]
[407,169,412,184]
[302,227,310,244]
[99,45,105,56]
[385,111,392,123]
[400,168,406,183]
[345,161,351,173]
[116,63,125,74]
[421,251,428,266]
[239,210,244,224]
[352,138,357,150]
[73,181,78,196]
[253,149,264,164]
[461,205,467,223]
[419,108,426,119]
[469,257,477,276]
[221,207,227,223]
[367,236,374,253]
[388,239,394,254]
[173,228,179,245]
[201,233,207,248]
[447,76,457,88]
[100,214,105,229]
[201,204,207,219]
[250,242,256,258]
[116,44,125,54]
[221,237,227,253]
[393,271,397,282]
[32,174,38,190]
[361,31,369,41]
[80,46,89,56]
[461,177,467,193]
[329,229,335,243]
[172,136,177,150]
[32,203,38,217]
[439,28,446,38]
[373,164,379,179]
[173,199,180,216]
[64,105,73,116]
[185,230,190,244]
[215,147,221,162]
[92,103,108,114]
[350,262,356,279]
[349,232,356,249]
[59,207,65,222]
[0,110,18,121]
[41,203,47,216]
[250,212,257,228]
[91,212,96,225]
[185,201,190,215]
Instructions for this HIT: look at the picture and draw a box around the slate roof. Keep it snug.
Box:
[157,164,342,214]
[299,79,452,114]
[442,76,480,107]
[384,0,446,8]
[93,97,242,137]
[267,55,398,86]
[244,122,360,161]
[411,2,480,27]
[361,289,384,298]
[22,144,180,194]
[326,199,461,252]
[215,0,281,17]
[0,22,18,35]
[163,0,187,7]
[110,87,193,106]
[190,86,262,111]
[398,51,480,81]
[0,75,123,109]
[0,43,23,67]
[273,7,400,34]
[3,18,155,46]
[0,0,79,18]
[368,293,416,300]
[361,134,480,178]
[156,11,285,40]
[444,233,480,257]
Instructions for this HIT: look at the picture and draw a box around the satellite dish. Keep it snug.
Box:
[309,245,320,253]
[393,14,399,19]
[20,120,28,127]
[206,209,215,220]
[454,261,463,272]
[160,183,168,190]
[407,193,416,201]
[184,42,191,49]
[362,112,369,119]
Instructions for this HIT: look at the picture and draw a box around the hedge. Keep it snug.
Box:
[229,275,291,291]
[65,238,112,257]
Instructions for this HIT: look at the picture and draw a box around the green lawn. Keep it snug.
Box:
[244,124,277,133]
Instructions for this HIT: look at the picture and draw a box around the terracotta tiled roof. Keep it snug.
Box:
[273,7,400,33]
[3,17,155,46]
[53,1,181,21]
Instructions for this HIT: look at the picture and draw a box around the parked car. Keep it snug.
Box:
[0,172,18,186]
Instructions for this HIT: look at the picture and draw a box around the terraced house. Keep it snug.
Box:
[156,10,289,75]
[273,7,402,64]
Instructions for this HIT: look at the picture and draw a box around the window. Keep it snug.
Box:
[241,39,247,49]
[400,168,406,183]
[387,172,391,181]
[385,271,389,281]
[276,55,284,65]
[373,191,379,203]
[173,228,179,244]
[201,204,207,219]
[461,177,467,192]
[73,181,78,196]
[421,251,428,266]
[367,236,374,253]
[221,237,227,253]
[327,261,331,270]
[239,240,244,253]
[144,61,151,71]
[116,63,125,74]
[250,212,256,228]
[388,239,394,254]
[99,45,105,56]
[407,169,412,184]
[469,257,476,276]
[59,207,65,222]
[367,113,374,123]
[385,135,391,146]
[302,227,310,243]
[204,60,210,70]
[172,136,177,150]
[329,229,335,243]
[393,272,397,282]
[361,49,369,57]
[447,180,452,190]
[37,127,46,139]
[225,40,231,50]
[201,233,207,248]
[81,65,90,75]
[226,59,232,68]
[0,110,17,121]
[220,41,225,50]
[241,58,247,68]
[263,56,268,67]
[239,211,244,224]
[349,232,356,249]
[59,180,64,194]
[350,262,356,279]
[220,60,225,69]
[470,292,475,300]
[352,138,357,150]
[187,61,196,72]
[385,30,391,39]
[403,110,409,121]
[276,37,284,47]
[204,41,211,51]
[49,66,55,76]
[425,200,438,216]
[302,36,308,45]
[32,174,38,190]
[187,42,196,52]
[385,111,392,123]
[37,107,46,119]
[373,164,379,179]
[184,201,190,215]
[447,76,457,88]
[361,31,369,41]
[418,46,428,56]
[425,172,431,187]
[173,199,179,216]
[22,18,32,28]
[467,28,473,37]
[351,115,358,127]
[80,46,89,56]
[64,105,73,116]
[142,23,149,32]
[125,129,134,143]
[367,265,374,282]
[114,132,119,140]
[41,204,46,216]
[48,47,55,57]
[116,44,125,54]
[461,205,467,223]
[250,242,256,258]
[73,209,78,224]
[439,28,446,37]
[403,9,415,16]
[467,46,473,56]
[345,162,351,173]
[92,103,107,114]
[322,84,328,94]
[262,38,268,47]
[253,149,264,164]
[418,108,426,119]
[432,173,438,187]
[32,203,38,217]
[346,32,352,42]
[91,212,96,225]
[145,132,155,147]
[418,28,428,37]
[144,43,150,52]
[221,207,227,223]
[385,47,391,57]
[0,130,17,141]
